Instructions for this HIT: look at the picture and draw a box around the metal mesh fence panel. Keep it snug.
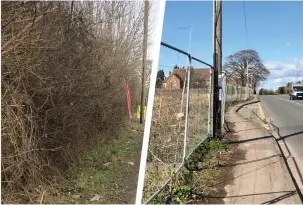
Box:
[186,67,211,158]
[143,43,213,203]
[143,47,188,201]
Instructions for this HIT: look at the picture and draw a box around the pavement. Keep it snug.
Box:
[259,94,303,197]
[223,96,302,204]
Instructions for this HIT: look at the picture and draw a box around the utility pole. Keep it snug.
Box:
[246,61,249,87]
[213,0,222,138]
[246,61,249,98]
[140,0,149,124]
[250,74,254,94]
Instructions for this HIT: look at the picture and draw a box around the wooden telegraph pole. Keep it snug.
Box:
[140,0,149,124]
[213,0,222,137]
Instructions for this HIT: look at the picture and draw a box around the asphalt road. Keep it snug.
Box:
[259,94,303,187]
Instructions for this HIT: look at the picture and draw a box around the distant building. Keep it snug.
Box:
[163,68,210,89]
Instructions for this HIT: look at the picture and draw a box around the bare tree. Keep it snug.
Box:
[223,49,270,86]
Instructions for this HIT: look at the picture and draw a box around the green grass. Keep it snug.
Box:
[209,139,228,152]
[142,163,175,203]
[49,121,144,204]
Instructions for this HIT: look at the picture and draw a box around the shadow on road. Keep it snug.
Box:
[260,191,297,204]
[227,135,272,144]
[270,123,303,141]
[220,154,281,167]
[206,190,296,199]
[270,123,303,187]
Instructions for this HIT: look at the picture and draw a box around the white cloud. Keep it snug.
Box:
[264,59,303,81]
[260,58,303,89]
[274,78,283,83]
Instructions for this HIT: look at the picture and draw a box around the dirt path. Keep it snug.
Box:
[120,130,143,203]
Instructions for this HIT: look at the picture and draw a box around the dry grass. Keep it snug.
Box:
[143,88,209,201]
[148,89,209,163]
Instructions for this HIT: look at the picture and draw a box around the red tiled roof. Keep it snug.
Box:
[191,68,210,81]
[163,68,210,83]
[163,72,182,83]
[172,69,187,81]
[173,68,210,81]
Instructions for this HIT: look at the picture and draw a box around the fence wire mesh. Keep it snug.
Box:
[142,42,255,203]
[186,72,210,158]
[143,43,213,203]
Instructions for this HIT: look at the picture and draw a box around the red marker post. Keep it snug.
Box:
[123,82,132,127]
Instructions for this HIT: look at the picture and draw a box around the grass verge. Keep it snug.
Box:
[43,122,144,204]
[145,139,236,204]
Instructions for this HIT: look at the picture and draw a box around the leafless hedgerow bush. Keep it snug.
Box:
[1,1,148,203]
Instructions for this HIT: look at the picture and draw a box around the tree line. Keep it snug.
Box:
[259,80,303,95]
[156,49,270,91]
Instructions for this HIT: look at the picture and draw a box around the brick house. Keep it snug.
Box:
[163,68,210,89]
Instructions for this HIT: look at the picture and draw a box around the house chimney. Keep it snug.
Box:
[169,71,171,76]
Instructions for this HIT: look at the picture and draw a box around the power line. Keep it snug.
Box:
[242,0,248,48]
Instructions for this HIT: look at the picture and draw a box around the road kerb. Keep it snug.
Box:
[258,99,303,200]
[257,102,270,130]
[228,100,302,203]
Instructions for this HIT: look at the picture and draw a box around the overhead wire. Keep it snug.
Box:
[242,0,248,48]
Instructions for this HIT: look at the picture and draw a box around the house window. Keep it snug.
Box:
[170,81,176,89]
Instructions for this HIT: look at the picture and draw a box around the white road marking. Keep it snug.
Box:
[272,96,303,108]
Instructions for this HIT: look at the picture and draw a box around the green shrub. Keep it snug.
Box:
[209,139,227,152]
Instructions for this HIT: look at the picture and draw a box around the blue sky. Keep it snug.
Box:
[158,1,303,90]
